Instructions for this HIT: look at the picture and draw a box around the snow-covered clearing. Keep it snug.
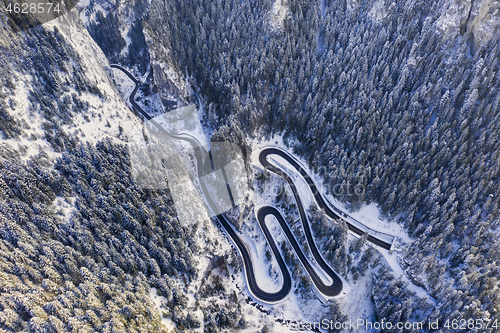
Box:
[52,196,76,222]
[339,273,377,332]
[378,249,435,303]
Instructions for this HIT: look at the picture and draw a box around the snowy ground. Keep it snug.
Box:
[378,249,435,303]
[134,87,167,118]
[151,105,209,149]
[343,204,409,244]
[368,0,388,24]
[149,287,176,331]
[111,68,136,102]
[52,196,76,222]
[239,216,284,293]
[338,273,377,332]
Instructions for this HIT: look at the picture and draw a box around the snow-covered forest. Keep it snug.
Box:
[0,0,499,331]
[146,0,500,329]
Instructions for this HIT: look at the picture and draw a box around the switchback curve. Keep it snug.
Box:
[111,64,345,301]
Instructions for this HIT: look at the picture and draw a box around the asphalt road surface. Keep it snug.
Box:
[260,148,393,250]
[111,65,392,303]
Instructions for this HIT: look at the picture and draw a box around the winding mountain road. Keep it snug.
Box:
[111,64,392,303]
[111,64,293,302]
[260,148,393,250]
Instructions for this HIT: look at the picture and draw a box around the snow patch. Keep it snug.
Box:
[435,0,463,34]
[368,0,388,23]
[269,0,290,31]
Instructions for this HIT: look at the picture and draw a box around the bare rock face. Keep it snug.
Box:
[152,64,181,109]
[436,0,499,45]
[464,0,500,44]
[355,0,498,47]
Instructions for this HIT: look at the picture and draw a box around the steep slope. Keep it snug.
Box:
[0,6,200,332]
[0,8,142,158]
[0,3,286,332]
